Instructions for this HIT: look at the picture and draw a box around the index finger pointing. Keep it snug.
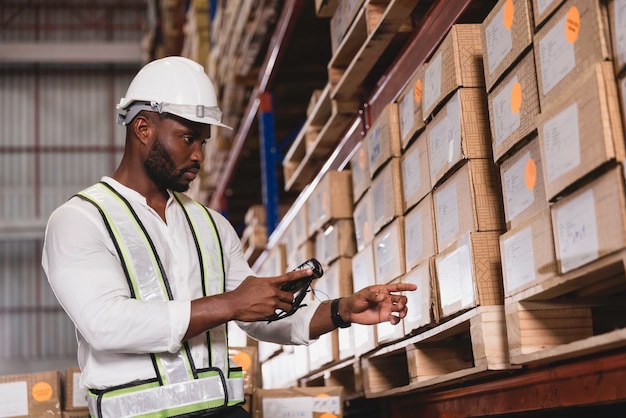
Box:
[383,283,417,293]
[273,268,313,285]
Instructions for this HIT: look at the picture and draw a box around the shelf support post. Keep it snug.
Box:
[258,92,280,235]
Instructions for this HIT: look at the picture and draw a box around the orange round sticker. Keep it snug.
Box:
[320,414,338,418]
[316,393,330,398]
[510,82,522,114]
[525,158,537,190]
[503,0,515,30]
[231,351,252,371]
[414,79,423,104]
[32,381,53,403]
[565,7,580,43]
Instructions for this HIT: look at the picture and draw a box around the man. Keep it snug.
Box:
[42,56,416,418]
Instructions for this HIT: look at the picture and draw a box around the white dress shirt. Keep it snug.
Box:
[42,177,319,390]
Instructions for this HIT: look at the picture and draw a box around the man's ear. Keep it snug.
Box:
[131,114,153,146]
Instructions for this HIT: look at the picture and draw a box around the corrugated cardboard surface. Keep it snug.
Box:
[404,193,437,272]
[0,370,62,418]
[373,217,406,284]
[532,0,566,29]
[488,51,540,162]
[609,0,626,75]
[533,0,612,109]
[397,64,426,150]
[367,103,402,178]
[551,165,626,274]
[350,140,371,204]
[537,62,625,201]
[63,367,88,412]
[314,219,356,267]
[401,131,431,212]
[307,170,354,233]
[229,346,261,395]
[353,187,374,252]
[500,135,549,230]
[426,88,491,188]
[402,258,437,333]
[422,24,484,119]
[481,0,534,92]
[254,386,344,418]
[433,159,505,252]
[351,244,378,356]
[313,257,354,299]
[371,158,404,234]
[500,210,558,297]
[620,75,626,128]
[434,232,503,319]
[62,410,90,418]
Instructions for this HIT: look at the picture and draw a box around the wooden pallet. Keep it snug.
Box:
[505,248,626,366]
[283,84,358,192]
[329,0,417,103]
[361,306,516,398]
[299,357,364,401]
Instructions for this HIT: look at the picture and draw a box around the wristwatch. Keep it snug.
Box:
[330,298,351,328]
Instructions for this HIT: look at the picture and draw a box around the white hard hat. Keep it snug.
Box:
[116,56,232,129]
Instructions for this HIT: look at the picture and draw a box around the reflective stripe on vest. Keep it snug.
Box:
[77,182,243,418]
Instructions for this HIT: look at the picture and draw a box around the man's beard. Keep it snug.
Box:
[144,138,200,192]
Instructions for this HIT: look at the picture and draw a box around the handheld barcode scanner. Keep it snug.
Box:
[267,258,324,323]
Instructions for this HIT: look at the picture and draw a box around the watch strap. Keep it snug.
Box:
[331,298,351,328]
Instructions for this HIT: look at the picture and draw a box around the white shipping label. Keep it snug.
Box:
[493,76,522,145]
[423,52,442,113]
[617,1,626,66]
[539,15,576,95]
[377,318,397,339]
[399,90,414,140]
[556,189,599,273]
[404,270,424,323]
[437,242,474,310]
[486,4,513,74]
[368,123,383,167]
[372,174,387,224]
[428,96,461,179]
[376,231,396,278]
[503,151,535,221]
[446,93,462,163]
[0,381,28,418]
[405,208,425,263]
[543,102,580,182]
[263,397,313,418]
[72,371,89,408]
[537,0,556,15]
[503,226,536,292]
[402,146,421,199]
[313,395,341,414]
[353,324,370,347]
[436,183,459,245]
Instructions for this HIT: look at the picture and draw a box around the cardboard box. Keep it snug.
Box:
[371,158,404,234]
[351,244,378,356]
[229,346,260,394]
[62,410,90,418]
[315,219,356,267]
[350,140,371,204]
[366,103,402,178]
[551,165,626,274]
[0,370,62,418]
[286,239,315,272]
[609,0,626,75]
[533,0,612,109]
[313,257,354,300]
[500,211,558,297]
[337,325,355,361]
[401,131,431,212]
[397,64,426,150]
[404,194,437,272]
[426,88,491,188]
[63,368,88,411]
[532,0,567,29]
[433,159,505,252]
[620,75,626,128]
[402,258,437,334]
[254,386,344,418]
[376,277,406,344]
[330,0,365,54]
[293,345,310,380]
[500,135,549,230]
[373,217,406,284]
[309,329,339,371]
[244,204,266,226]
[481,0,534,92]
[307,170,353,234]
[257,243,286,277]
[434,232,503,318]
[488,51,541,162]
[353,187,374,252]
[537,62,625,201]
[422,24,484,119]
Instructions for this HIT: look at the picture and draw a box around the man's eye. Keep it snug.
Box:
[183,136,194,144]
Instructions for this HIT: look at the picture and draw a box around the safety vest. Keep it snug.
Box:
[76,181,244,418]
